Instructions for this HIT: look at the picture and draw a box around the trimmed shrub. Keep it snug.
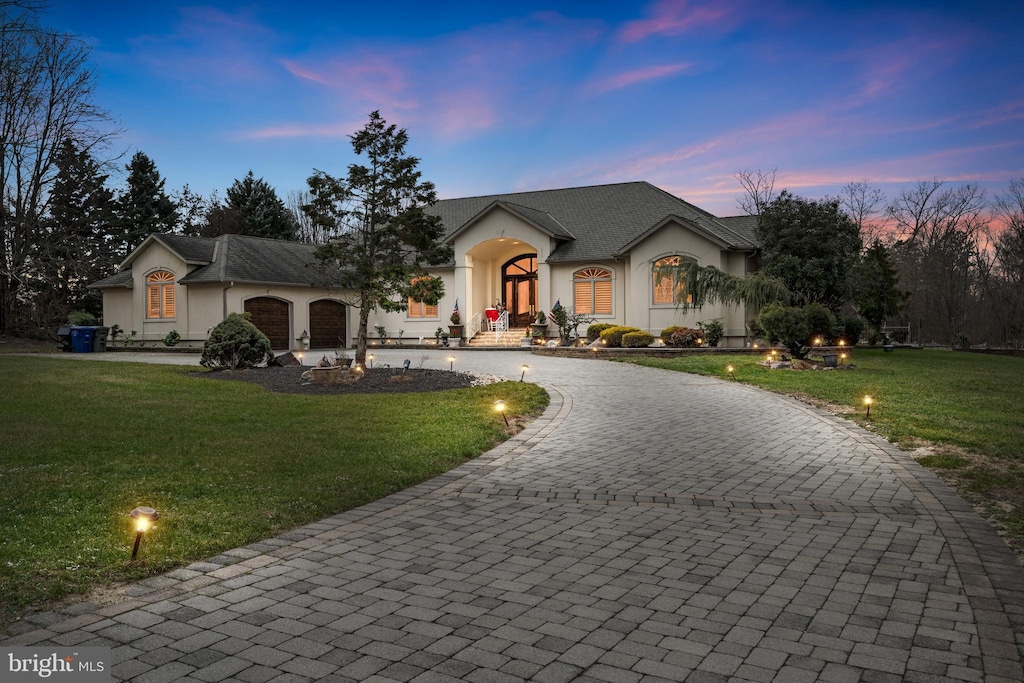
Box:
[587,323,616,342]
[663,326,701,347]
[162,330,181,347]
[697,319,724,347]
[201,313,273,370]
[836,316,865,345]
[622,331,655,348]
[599,325,642,347]
[67,310,97,326]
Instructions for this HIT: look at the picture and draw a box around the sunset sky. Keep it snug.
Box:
[49,0,1024,216]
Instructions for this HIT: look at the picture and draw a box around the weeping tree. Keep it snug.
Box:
[303,111,452,365]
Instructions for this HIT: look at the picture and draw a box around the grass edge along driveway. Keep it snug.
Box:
[0,356,549,627]
[625,349,1024,559]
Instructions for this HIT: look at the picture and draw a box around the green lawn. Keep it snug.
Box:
[0,356,548,625]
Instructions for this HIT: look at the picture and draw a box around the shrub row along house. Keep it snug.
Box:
[90,181,760,349]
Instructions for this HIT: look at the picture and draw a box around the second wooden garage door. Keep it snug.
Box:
[309,300,347,349]
[244,297,289,349]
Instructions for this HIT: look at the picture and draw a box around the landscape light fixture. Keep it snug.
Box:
[130,506,159,561]
[840,352,847,365]
[354,364,364,375]
[727,365,736,380]
[367,354,374,369]
[838,340,846,346]
[494,399,509,426]
[448,355,455,372]
[696,338,703,346]
[752,343,759,349]
[814,337,822,346]
[403,359,411,373]
[520,364,529,382]
[863,395,873,418]
[297,352,303,364]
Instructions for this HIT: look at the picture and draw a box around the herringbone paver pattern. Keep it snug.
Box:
[5,351,1024,682]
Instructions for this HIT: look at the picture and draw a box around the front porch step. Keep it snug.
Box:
[466,328,531,347]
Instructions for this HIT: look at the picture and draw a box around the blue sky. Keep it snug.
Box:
[50,0,1024,216]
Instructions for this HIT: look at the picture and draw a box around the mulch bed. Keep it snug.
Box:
[195,365,477,395]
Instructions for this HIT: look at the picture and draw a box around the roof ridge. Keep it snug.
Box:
[436,180,649,203]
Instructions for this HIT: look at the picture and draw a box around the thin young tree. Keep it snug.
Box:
[303,111,452,365]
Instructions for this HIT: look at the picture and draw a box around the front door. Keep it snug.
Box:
[502,254,537,327]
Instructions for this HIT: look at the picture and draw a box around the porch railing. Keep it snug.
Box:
[468,312,482,339]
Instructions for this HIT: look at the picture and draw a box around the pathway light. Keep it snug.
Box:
[520,364,529,382]
[130,507,159,561]
[727,365,736,380]
[368,353,374,369]
[494,399,509,426]
[448,355,456,372]
[864,395,873,418]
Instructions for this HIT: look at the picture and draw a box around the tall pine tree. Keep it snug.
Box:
[116,151,178,255]
[225,170,296,240]
[31,139,116,323]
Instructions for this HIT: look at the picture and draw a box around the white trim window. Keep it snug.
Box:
[574,267,612,315]
[146,270,176,319]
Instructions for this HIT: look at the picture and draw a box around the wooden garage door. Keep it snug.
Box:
[309,300,346,349]
[244,297,289,349]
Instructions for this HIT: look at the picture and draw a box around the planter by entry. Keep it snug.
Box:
[449,325,464,340]
[520,337,533,347]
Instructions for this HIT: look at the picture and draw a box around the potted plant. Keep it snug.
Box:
[449,309,464,341]
[530,310,548,340]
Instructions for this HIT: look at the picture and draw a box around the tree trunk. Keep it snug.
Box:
[354,293,371,366]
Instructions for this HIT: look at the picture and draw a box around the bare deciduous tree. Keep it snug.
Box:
[0,1,118,334]
[838,179,887,244]
[734,168,777,215]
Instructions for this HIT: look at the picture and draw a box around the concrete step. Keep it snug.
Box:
[466,328,530,347]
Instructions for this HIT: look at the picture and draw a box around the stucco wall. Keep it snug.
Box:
[625,221,750,345]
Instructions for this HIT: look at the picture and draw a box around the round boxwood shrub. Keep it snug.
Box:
[587,323,616,342]
[622,331,655,348]
[599,325,642,347]
[201,313,273,370]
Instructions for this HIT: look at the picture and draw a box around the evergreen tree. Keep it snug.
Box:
[30,139,116,323]
[116,151,178,255]
[303,111,452,365]
[226,170,296,240]
[856,240,909,339]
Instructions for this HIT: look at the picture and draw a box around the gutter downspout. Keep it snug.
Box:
[223,281,235,320]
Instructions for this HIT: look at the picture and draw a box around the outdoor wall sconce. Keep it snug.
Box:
[130,506,158,561]
[727,365,736,380]
[367,354,374,369]
[863,395,873,418]
[520,364,529,382]
[494,399,509,426]
[448,355,456,372]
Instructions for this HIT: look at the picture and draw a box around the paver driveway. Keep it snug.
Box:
[5,351,1024,682]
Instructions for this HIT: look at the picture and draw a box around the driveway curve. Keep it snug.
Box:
[5,351,1024,682]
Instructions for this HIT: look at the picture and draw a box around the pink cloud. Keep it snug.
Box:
[585,63,692,94]
[618,0,737,43]
[238,121,363,141]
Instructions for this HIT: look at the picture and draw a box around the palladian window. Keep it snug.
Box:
[573,268,612,315]
[652,256,693,305]
[146,270,176,319]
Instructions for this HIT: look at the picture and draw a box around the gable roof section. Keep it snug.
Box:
[445,200,575,243]
[121,233,217,269]
[716,215,759,244]
[429,181,758,263]
[88,269,133,289]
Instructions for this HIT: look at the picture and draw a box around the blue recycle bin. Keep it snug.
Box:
[69,326,95,353]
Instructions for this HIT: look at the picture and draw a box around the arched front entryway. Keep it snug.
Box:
[244,297,290,349]
[502,254,537,327]
[309,299,347,349]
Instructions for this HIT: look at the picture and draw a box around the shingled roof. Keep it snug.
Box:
[429,181,759,263]
[91,233,342,289]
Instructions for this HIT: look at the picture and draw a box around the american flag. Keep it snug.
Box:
[548,299,561,323]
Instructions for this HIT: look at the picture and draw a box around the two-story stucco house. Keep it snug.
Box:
[90,181,760,349]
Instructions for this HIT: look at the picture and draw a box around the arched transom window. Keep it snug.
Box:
[652,256,693,305]
[573,267,612,315]
[146,270,176,319]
